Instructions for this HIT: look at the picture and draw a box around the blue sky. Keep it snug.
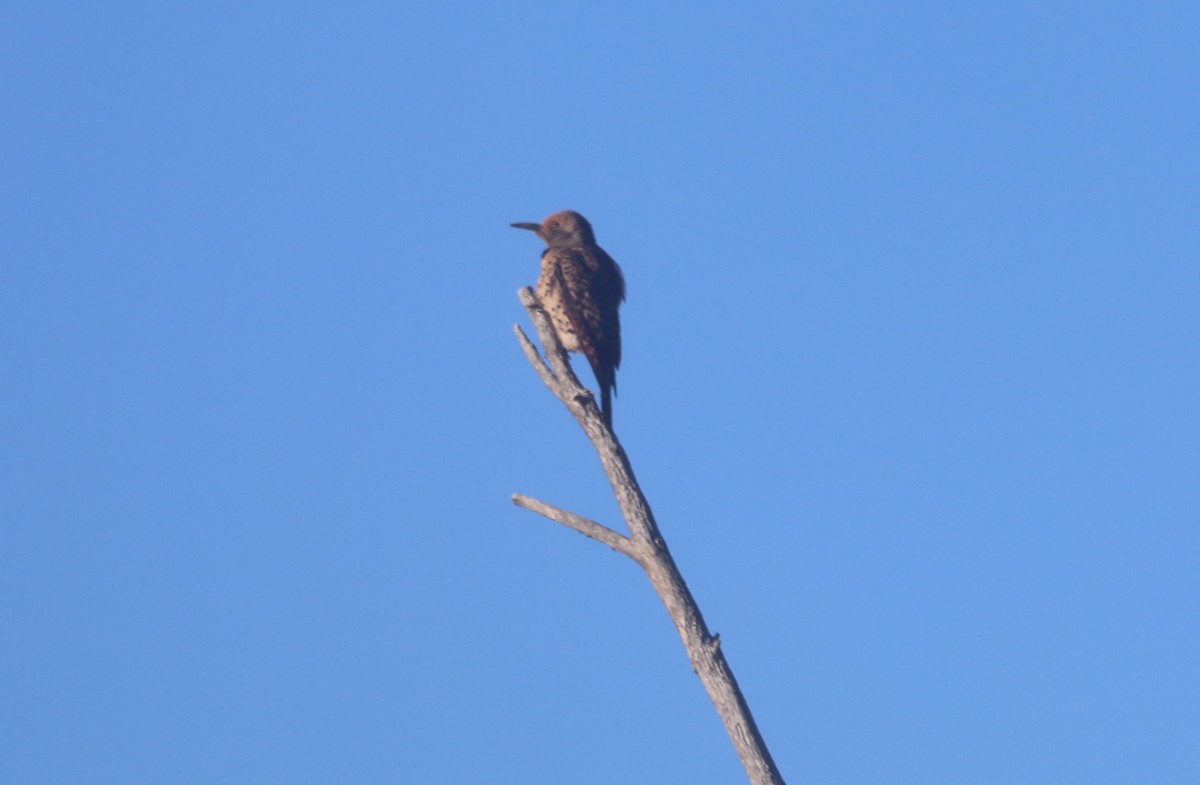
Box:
[3,2,1197,783]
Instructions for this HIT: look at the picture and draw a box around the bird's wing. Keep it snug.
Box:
[592,247,625,382]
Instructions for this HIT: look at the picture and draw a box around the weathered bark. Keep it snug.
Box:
[512,287,786,785]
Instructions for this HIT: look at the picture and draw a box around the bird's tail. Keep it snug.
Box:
[600,384,614,430]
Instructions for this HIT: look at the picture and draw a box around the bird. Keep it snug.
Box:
[511,210,626,428]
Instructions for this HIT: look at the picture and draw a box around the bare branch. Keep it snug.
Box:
[513,323,556,391]
[511,493,636,557]
[512,289,786,785]
[517,287,603,423]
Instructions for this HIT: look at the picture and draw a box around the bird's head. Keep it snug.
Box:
[511,210,595,248]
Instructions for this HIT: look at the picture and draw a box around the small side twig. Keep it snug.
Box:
[513,324,555,389]
[512,493,635,557]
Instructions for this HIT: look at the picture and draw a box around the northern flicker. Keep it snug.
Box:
[512,210,626,428]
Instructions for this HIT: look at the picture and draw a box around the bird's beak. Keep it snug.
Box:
[510,222,541,235]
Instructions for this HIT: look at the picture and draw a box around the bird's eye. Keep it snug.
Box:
[549,221,559,229]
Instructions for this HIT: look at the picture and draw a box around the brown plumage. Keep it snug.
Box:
[512,210,626,428]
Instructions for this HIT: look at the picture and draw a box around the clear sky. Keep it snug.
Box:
[3,3,1197,783]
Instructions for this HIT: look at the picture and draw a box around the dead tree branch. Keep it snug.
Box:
[512,287,786,785]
